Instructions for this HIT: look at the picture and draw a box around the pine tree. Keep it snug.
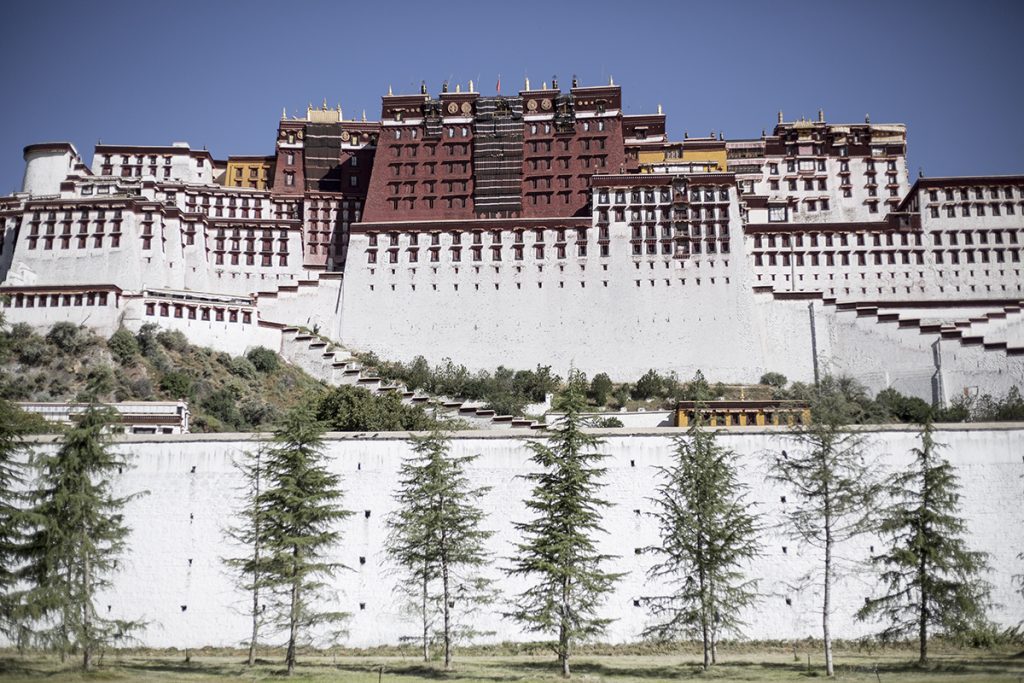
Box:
[222,445,269,666]
[642,418,762,670]
[0,399,31,641]
[768,384,881,677]
[259,405,351,676]
[385,429,494,670]
[15,405,144,670]
[506,374,623,679]
[857,422,992,664]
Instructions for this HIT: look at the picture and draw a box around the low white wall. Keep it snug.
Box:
[12,425,1022,649]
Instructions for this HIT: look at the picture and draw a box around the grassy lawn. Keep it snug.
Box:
[1,645,1023,682]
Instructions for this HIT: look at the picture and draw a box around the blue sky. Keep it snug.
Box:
[1,0,1022,194]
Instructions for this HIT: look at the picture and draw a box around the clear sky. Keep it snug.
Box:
[1,0,1022,194]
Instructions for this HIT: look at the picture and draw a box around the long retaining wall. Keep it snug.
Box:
[13,424,1024,649]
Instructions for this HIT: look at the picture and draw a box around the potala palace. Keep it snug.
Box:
[1,78,1023,647]
[1,77,1022,402]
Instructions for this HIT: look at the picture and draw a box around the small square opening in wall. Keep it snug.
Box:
[181,605,188,612]
[448,601,455,608]
[634,548,642,555]
[359,602,366,611]
[364,510,371,519]
[780,496,787,503]
[633,599,641,607]
[785,597,792,606]
[782,546,787,554]
[630,460,635,467]
[359,556,366,565]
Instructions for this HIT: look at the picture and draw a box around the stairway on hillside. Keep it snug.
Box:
[279,327,546,431]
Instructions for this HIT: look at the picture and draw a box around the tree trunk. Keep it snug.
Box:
[919,555,928,665]
[698,538,710,671]
[440,517,452,671]
[286,550,299,676]
[442,560,452,670]
[248,455,261,667]
[421,567,429,663]
[83,550,92,671]
[248,584,259,666]
[823,501,834,677]
[560,575,571,679]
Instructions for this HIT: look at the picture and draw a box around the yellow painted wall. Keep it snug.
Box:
[682,148,727,171]
[638,150,666,164]
[225,160,273,189]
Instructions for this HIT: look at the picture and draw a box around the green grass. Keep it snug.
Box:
[2,645,1022,682]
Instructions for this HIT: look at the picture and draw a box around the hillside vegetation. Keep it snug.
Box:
[0,321,322,432]
[2,320,1021,432]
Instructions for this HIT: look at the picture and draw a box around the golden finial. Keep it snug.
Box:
[456,83,461,93]
[322,98,328,110]
[388,84,393,96]
[362,110,367,122]
[525,76,530,90]
[282,107,287,120]
[469,79,474,93]
[657,103,663,115]
[609,75,614,86]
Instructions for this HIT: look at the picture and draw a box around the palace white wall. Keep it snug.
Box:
[13,425,1022,649]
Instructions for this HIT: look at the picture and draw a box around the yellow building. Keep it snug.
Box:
[676,400,811,428]
[224,155,275,189]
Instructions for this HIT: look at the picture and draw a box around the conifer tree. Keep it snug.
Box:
[857,422,992,664]
[223,445,269,666]
[768,384,881,677]
[15,405,143,670]
[0,399,31,641]
[259,405,351,676]
[642,418,762,670]
[384,429,493,670]
[506,373,623,679]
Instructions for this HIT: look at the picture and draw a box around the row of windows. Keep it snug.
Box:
[8,291,111,308]
[367,243,607,264]
[145,301,253,324]
[752,231,924,250]
[931,230,1020,246]
[213,252,289,267]
[754,248,1022,267]
[927,186,1022,202]
[928,202,1019,218]
[368,228,593,247]
[213,239,289,253]
[27,234,121,250]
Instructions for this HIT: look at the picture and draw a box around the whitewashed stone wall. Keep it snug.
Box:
[11,425,1022,649]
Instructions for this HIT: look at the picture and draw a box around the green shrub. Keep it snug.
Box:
[239,398,276,427]
[246,346,279,374]
[228,356,257,380]
[681,370,712,402]
[135,323,164,359]
[588,373,614,406]
[159,371,194,399]
[875,387,933,423]
[759,372,788,388]
[16,336,52,366]
[315,385,438,432]
[107,328,140,365]
[201,387,244,429]
[611,384,631,407]
[592,416,624,428]
[128,377,154,400]
[156,329,189,352]
[46,322,90,355]
[632,369,665,400]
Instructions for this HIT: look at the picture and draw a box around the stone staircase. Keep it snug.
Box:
[767,288,1024,359]
[279,327,546,431]
[830,298,1024,358]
